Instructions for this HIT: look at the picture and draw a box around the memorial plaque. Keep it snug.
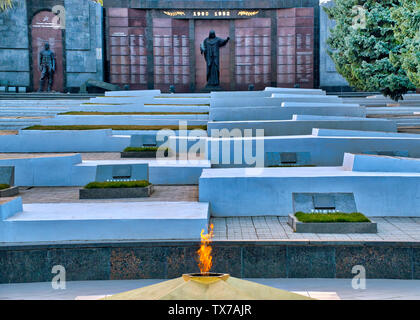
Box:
[182,46,189,56]
[280,152,297,164]
[173,35,180,47]
[163,36,172,46]
[181,36,188,47]
[263,36,270,46]
[174,56,181,65]
[236,36,244,46]
[305,34,312,48]
[263,65,270,74]
[313,194,336,210]
[296,34,303,49]
[263,56,270,64]
[130,75,138,84]
[182,56,189,65]
[182,66,189,74]
[155,74,162,84]
[138,35,145,47]
[154,56,164,65]
[183,75,189,84]
[173,47,181,56]
[154,36,162,46]
[164,56,173,65]
[163,46,172,56]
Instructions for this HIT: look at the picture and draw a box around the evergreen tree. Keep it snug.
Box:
[391,0,420,88]
[325,0,415,100]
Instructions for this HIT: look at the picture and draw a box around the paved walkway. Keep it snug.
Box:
[19,186,199,203]
[210,216,420,242]
[14,186,420,242]
[1,278,419,300]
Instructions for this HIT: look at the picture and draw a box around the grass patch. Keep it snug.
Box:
[81,103,127,106]
[268,165,316,168]
[144,104,210,106]
[23,125,207,131]
[0,184,10,190]
[295,212,370,223]
[84,180,150,189]
[59,111,209,115]
[123,146,159,152]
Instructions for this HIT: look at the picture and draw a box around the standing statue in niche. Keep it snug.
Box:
[37,42,56,92]
[200,30,230,88]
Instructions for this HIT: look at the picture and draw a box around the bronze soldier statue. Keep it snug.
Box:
[37,43,56,92]
[200,30,230,88]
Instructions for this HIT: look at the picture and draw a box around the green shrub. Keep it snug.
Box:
[295,212,370,223]
[123,147,172,153]
[0,184,10,190]
[84,180,151,189]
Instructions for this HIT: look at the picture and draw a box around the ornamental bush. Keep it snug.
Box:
[325,0,416,100]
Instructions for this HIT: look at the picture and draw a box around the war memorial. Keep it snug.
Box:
[0,0,420,304]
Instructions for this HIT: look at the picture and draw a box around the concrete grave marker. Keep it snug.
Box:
[0,166,14,186]
[280,152,298,164]
[293,193,357,213]
[0,166,19,197]
[112,165,132,179]
[313,194,336,210]
[95,164,149,182]
[265,152,311,167]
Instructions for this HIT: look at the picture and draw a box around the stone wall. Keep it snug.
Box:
[1,241,419,282]
[319,0,349,92]
[64,0,104,90]
[0,0,30,88]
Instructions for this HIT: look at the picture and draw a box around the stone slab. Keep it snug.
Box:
[0,166,14,185]
[0,201,210,243]
[79,185,154,199]
[207,119,397,136]
[121,151,157,158]
[0,186,19,198]
[95,163,149,182]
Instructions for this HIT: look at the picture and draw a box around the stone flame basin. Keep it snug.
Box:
[103,273,313,300]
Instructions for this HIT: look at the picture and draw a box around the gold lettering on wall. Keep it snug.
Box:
[238,10,260,17]
[163,11,186,17]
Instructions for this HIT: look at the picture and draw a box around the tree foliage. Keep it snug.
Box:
[325,0,415,100]
[391,0,420,88]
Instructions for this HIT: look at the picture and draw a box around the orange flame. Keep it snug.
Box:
[197,224,214,274]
